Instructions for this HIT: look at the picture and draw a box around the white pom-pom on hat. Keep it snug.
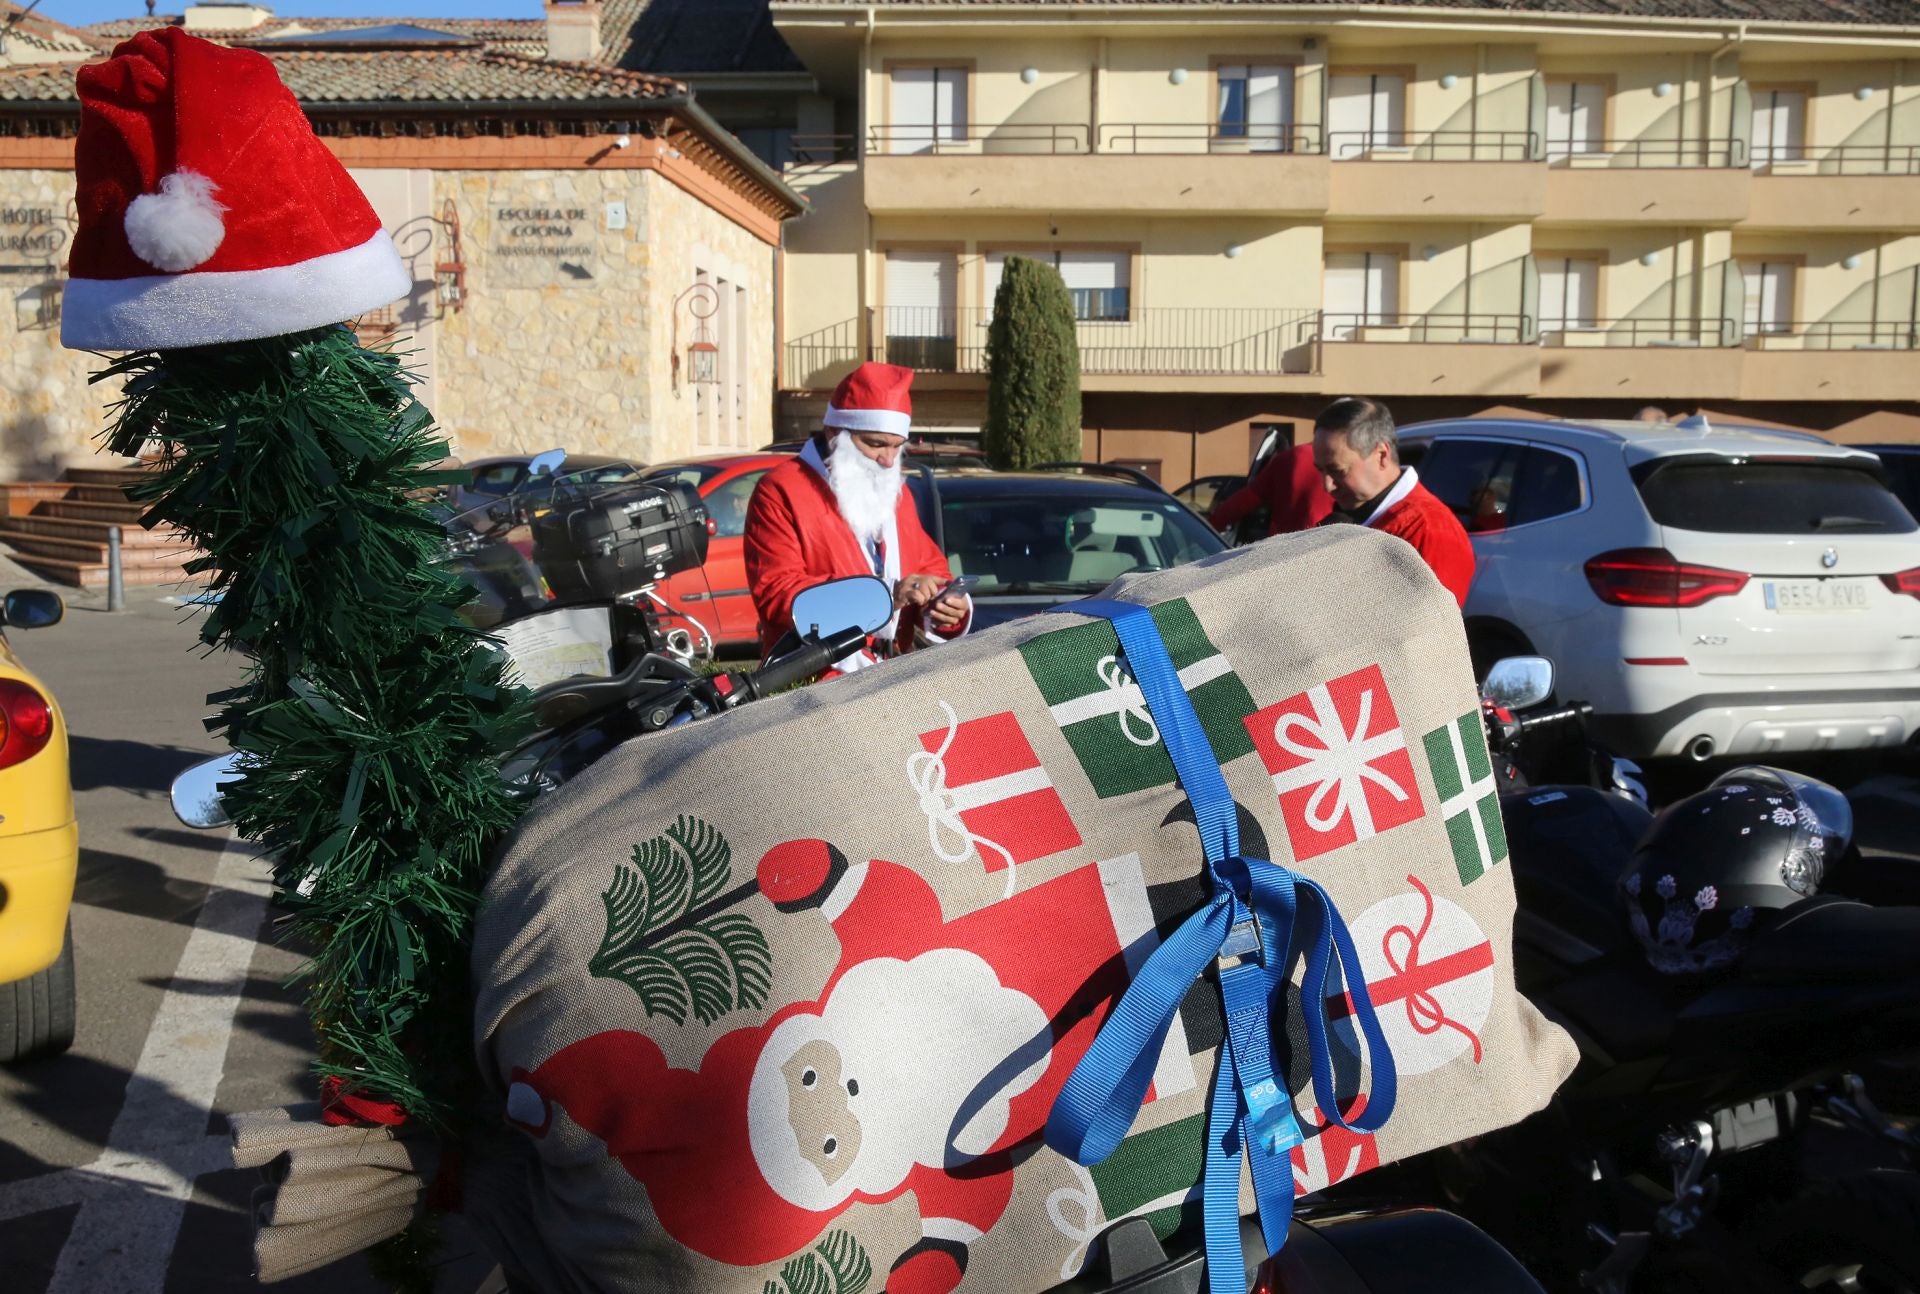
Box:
[124,169,226,272]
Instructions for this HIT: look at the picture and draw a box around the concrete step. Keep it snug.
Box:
[35,499,147,524]
[0,532,193,567]
[66,483,143,505]
[6,554,201,590]
[0,515,185,547]
[1,482,74,516]
[62,465,152,487]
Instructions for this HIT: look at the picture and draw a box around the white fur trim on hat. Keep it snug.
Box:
[124,170,226,273]
[823,404,911,437]
[61,229,412,351]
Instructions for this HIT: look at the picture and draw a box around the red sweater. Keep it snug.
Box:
[743,455,955,655]
[1373,480,1476,608]
[1208,444,1333,536]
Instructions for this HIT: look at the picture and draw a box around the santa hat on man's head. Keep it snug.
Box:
[61,27,410,352]
[823,362,914,439]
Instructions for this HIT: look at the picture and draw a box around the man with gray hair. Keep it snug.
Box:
[1312,396,1475,607]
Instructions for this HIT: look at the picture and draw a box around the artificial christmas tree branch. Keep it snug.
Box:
[99,327,531,1126]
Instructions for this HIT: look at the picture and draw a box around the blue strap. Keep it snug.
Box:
[1042,599,1397,1293]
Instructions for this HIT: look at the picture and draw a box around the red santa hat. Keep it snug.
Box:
[61,27,410,351]
[823,362,914,439]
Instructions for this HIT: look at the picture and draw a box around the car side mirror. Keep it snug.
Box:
[790,576,893,639]
[1482,656,1554,710]
[526,448,568,478]
[2,589,64,629]
[170,752,245,829]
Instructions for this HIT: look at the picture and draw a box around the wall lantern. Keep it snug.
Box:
[671,281,722,395]
[1843,254,1863,270]
[1855,86,1875,101]
[1654,81,1674,98]
[434,198,467,314]
[1170,67,1189,86]
[1439,73,1459,90]
[1021,67,1039,85]
[1640,250,1660,267]
[1225,243,1244,259]
[13,282,59,331]
[1422,244,1440,262]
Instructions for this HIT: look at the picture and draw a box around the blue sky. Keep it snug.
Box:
[48,0,544,24]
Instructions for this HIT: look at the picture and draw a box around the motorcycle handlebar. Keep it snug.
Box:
[736,624,871,702]
[1516,701,1593,733]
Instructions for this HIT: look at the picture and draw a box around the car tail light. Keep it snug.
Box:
[1881,566,1920,599]
[1584,548,1750,608]
[0,678,54,772]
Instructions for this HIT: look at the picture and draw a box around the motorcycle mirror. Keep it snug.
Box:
[790,576,893,639]
[1482,656,1554,710]
[526,448,568,478]
[170,752,245,829]
[2,588,64,629]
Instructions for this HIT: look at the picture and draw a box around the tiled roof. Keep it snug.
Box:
[2,0,104,52]
[768,0,1920,24]
[0,47,687,105]
[87,15,547,56]
[604,0,806,75]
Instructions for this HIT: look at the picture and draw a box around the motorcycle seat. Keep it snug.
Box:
[1735,895,1920,985]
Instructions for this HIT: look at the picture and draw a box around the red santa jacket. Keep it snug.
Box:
[1208,444,1333,537]
[1371,477,1476,608]
[743,450,958,657]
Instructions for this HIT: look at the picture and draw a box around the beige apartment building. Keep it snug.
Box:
[769,0,1920,487]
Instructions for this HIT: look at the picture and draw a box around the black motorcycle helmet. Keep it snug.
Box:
[1621,766,1852,975]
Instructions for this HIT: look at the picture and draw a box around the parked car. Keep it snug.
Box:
[760,438,992,470]
[449,453,646,514]
[906,467,1227,632]
[1173,474,1245,519]
[0,587,76,1062]
[1398,415,1920,762]
[643,453,789,651]
[1860,443,1920,518]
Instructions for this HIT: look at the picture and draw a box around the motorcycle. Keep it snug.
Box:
[169,467,1552,1294]
[1419,655,1920,1293]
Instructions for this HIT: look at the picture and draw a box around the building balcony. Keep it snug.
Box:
[1325,130,1544,221]
[1542,139,1750,224]
[1537,319,1744,399]
[1740,322,1920,402]
[1747,145,1920,232]
[861,123,1327,215]
[1316,311,1539,396]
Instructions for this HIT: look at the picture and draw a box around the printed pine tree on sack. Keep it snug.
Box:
[763,1231,872,1294]
[590,815,773,1025]
[1422,712,1509,886]
[1019,599,1255,799]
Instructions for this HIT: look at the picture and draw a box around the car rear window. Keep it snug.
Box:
[1635,459,1918,535]
[913,486,1224,594]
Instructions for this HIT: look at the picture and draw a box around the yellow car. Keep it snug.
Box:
[0,587,76,1062]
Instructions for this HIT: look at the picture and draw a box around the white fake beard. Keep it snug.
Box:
[825,431,904,547]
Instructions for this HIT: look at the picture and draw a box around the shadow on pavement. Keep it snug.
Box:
[66,734,215,799]
[71,846,214,927]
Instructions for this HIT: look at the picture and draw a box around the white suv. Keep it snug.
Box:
[1398,416,1920,762]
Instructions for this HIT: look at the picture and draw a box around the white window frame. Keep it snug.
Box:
[985,250,1133,323]
[1216,63,1297,153]
[888,66,968,155]
[1538,256,1600,334]
[1544,80,1606,161]
[1750,88,1808,169]
[1740,259,1795,336]
[1323,251,1400,336]
[1327,72,1406,160]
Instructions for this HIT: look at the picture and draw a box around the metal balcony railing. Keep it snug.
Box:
[1751,144,1920,175]
[1547,137,1747,168]
[1744,320,1920,349]
[1097,122,1323,155]
[1320,312,1533,343]
[1538,318,1737,346]
[866,306,1323,376]
[787,134,859,166]
[1327,129,1537,162]
[866,123,1091,155]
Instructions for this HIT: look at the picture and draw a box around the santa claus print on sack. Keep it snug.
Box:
[1246,664,1424,862]
[588,815,772,1026]
[1328,874,1495,1076]
[1019,599,1256,800]
[1422,711,1509,887]
[906,703,1082,897]
[1047,1113,1206,1279]
[513,846,1169,1293]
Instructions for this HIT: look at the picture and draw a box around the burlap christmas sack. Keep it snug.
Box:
[471,527,1578,1293]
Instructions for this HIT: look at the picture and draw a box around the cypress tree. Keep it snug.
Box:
[984,255,1084,469]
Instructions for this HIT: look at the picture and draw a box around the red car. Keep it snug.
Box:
[642,453,788,652]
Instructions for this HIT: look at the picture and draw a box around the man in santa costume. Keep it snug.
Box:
[744,363,971,666]
[1312,397,1476,606]
[1208,441,1333,540]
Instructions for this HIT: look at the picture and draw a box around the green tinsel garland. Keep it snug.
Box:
[98,326,532,1126]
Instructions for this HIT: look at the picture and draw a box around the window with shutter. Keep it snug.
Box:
[1750,89,1807,168]
[1545,81,1605,160]
[1217,64,1296,152]
[889,68,967,155]
[885,251,957,369]
[1539,257,1599,333]
[1740,260,1794,335]
[1328,73,1405,159]
[1323,252,1399,335]
[985,251,1132,322]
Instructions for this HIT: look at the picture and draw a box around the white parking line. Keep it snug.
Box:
[0,833,270,1291]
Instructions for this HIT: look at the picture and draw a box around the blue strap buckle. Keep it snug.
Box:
[1217,914,1264,966]
[1243,1077,1304,1157]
